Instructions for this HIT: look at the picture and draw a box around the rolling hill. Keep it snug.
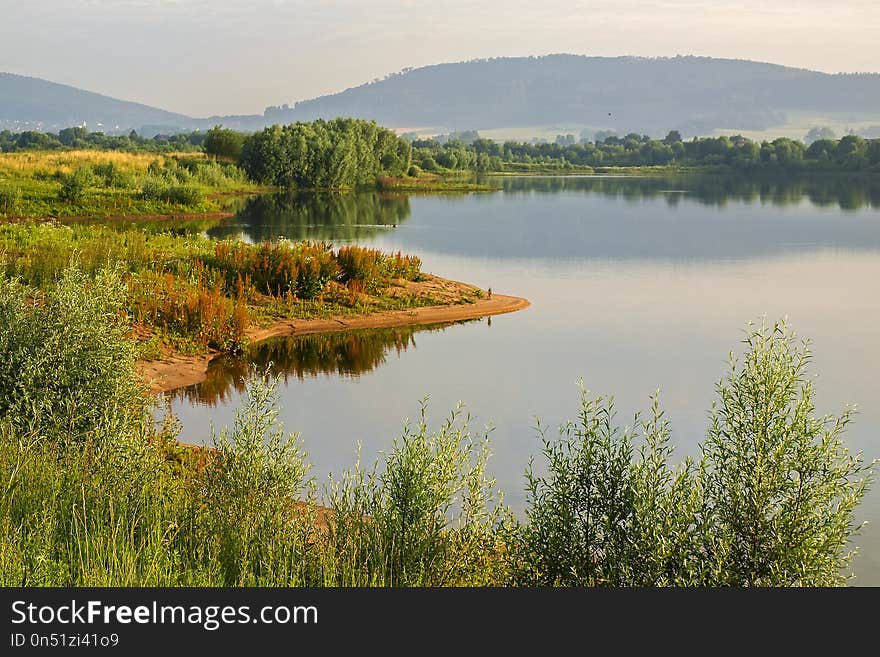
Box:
[0,72,194,135]
[266,55,880,138]
[3,56,880,139]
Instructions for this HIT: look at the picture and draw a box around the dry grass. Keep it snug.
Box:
[0,150,205,179]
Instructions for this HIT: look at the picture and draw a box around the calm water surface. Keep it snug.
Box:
[170,176,880,583]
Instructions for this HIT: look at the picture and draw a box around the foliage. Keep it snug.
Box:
[0,264,147,442]
[700,321,871,585]
[238,118,412,188]
[0,296,872,586]
[0,223,426,353]
[411,133,880,173]
[57,166,93,202]
[196,375,315,584]
[513,389,704,586]
[323,401,507,585]
[0,150,254,219]
[0,126,206,154]
[203,125,246,161]
[0,185,21,214]
[511,321,872,586]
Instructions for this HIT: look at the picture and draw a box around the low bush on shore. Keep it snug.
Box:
[0,225,426,353]
[0,271,871,586]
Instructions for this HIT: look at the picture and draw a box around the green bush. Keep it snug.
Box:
[324,401,506,585]
[511,320,872,586]
[164,184,204,206]
[0,264,146,443]
[57,167,93,202]
[139,177,204,206]
[700,321,871,585]
[139,176,168,201]
[0,310,871,586]
[196,375,316,585]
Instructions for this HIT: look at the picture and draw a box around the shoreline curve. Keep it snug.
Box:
[139,287,530,394]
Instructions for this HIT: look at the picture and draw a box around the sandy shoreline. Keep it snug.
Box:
[139,287,530,394]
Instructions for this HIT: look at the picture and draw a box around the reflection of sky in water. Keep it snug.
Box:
[170,177,880,584]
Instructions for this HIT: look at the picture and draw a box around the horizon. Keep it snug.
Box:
[2,0,879,116]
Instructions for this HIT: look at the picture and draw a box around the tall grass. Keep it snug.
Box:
[0,150,254,219]
[0,275,871,586]
[0,224,426,353]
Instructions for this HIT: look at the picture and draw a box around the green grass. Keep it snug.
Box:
[0,222,449,355]
[0,150,262,219]
[0,275,872,586]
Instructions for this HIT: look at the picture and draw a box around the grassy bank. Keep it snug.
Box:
[0,221,481,357]
[0,270,871,585]
[0,150,263,219]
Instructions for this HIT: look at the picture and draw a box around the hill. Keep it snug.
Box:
[0,72,194,135]
[265,55,880,138]
[3,56,880,139]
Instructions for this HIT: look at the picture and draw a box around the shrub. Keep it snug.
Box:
[57,167,93,202]
[336,245,383,286]
[139,176,168,201]
[129,269,249,352]
[0,264,147,443]
[700,320,872,585]
[196,374,316,585]
[324,401,507,585]
[512,321,872,587]
[164,185,204,206]
[382,250,422,281]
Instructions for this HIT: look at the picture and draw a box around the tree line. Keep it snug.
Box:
[4,122,879,182]
[410,131,880,172]
[0,126,205,153]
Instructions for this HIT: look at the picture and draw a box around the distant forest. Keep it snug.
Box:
[410,131,880,172]
[0,126,205,153]
[2,124,879,176]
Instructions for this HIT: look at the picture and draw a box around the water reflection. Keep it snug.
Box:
[208,190,411,242]
[492,174,880,210]
[173,321,469,406]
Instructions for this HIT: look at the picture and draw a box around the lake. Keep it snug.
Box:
[168,175,880,584]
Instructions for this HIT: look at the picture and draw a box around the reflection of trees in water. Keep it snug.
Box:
[62,215,224,235]
[208,191,412,242]
[494,175,880,210]
[173,321,466,406]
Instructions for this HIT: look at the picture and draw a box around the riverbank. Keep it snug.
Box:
[139,280,529,393]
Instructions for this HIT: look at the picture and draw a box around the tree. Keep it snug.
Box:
[238,119,411,188]
[663,130,682,145]
[58,126,88,147]
[204,125,246,160]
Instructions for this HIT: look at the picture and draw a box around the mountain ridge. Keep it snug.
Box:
[3,55,879,138]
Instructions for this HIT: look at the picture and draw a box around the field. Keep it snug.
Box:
[0,150,261,219]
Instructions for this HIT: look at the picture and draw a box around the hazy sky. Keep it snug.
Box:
[2,0,878,117]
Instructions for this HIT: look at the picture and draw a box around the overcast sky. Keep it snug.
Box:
[2,0,878,117]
